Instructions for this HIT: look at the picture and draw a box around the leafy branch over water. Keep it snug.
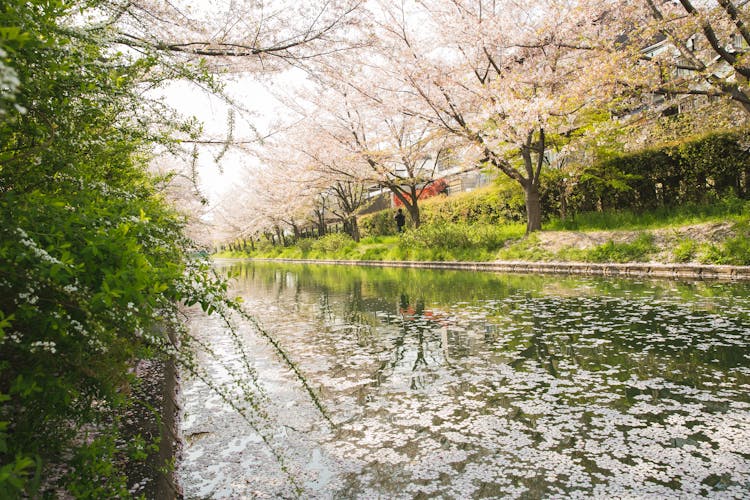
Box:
[0,1,330,496]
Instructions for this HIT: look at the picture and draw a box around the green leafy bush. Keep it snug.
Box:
[719,236,750,265]
[399,222,522,252]
[359,184,524,238]
[672,239,698,263]
[360,210,403,237]
[584,234,658,263]
[0,2,249,496]
[420,183,524,226]
[566,130,750,215]
[311,233,356,255]
[297,238,314,253]
[698,223,750,265]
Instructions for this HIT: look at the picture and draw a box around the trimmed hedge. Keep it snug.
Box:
[543,130,750,216]
[359,184,525,237]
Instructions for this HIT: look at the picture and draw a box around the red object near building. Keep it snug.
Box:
[393,179,448,207]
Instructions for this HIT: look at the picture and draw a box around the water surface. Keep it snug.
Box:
[178,262,750,498]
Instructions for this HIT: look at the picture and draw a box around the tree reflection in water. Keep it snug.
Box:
[178,261,750,499]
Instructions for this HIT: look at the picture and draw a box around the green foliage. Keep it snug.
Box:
[499,232,660,263]
[223,223,527,263]
[672,240,698,263]
[698,223,750,265]
[399,222,521,253]
[65,434,129,498]
[0,451,37,500]
[420,182,525,226]
[547,196,750,231]
[0,1,247,496]
[359,210,403,237]
[297,238,314,253]
[311,233,356,255]
[359,184,524,238]
[584,234,658,263]
[559,130,750,216]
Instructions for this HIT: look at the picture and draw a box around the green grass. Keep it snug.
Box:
[672,239,698,263]
[218,223,527,262]
[580,233,658,263]
[496,234,555,261]
[546,197,748,231]
[217,201,750,265]
[694,221,750,265]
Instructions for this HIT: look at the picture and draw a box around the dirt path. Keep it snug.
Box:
[534,221,735,260]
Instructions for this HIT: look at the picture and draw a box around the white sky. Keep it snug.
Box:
[160,70,307,204]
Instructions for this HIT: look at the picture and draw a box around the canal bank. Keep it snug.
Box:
[125,356,182,499]
[239,258,750,281]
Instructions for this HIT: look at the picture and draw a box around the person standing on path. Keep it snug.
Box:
[395,208,406,233]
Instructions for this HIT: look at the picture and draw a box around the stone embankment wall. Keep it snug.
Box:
[248,259,750,281]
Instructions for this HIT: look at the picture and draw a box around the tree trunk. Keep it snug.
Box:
[524,182,542,234]
[315,210,327,237]
[389,185,421,229]
[408,186,421,228]
[349,215,360,242]
[403,204,419,228]
[274,226,285,246]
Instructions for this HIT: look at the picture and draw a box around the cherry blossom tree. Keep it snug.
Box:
[358,0,626,233]
[293,135,371,241]
[205,140,312,247]
[87,0,366,233]
[623,0,750,116]
[293,72,453,229]
[103,0,363,67]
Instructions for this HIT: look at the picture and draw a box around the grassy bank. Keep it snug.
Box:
[219,199,750,266]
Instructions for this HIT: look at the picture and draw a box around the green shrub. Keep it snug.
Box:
[672,239,698,263]
[399,222,521,252]
[420,183,525,226]
[719,236,750,265]
[0,2,257,495]
[359,184,524,238]
[585,234,657,263]
[311,233,355,255]
[360,210,402,237]
[569,129,750,216]
[400,222,469,249]
[297,238,313,254]
[698,223,750,265]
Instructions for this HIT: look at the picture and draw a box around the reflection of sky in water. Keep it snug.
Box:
[178,263,750,499]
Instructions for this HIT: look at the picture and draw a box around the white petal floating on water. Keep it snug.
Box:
[178,265,750,498]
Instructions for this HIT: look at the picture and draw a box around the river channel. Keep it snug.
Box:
[177,261,750,498]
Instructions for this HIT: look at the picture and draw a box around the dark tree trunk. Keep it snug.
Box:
[524,182,542,234]
[405,202,420,229]
[389,185,422,228]
[290,222,300,242]
[274,226,285,246]
[518,129,545,234]
[317,212,327,237]
[349,215,360,242]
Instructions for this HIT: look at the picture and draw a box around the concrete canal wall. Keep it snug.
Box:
[241,258,750,281]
